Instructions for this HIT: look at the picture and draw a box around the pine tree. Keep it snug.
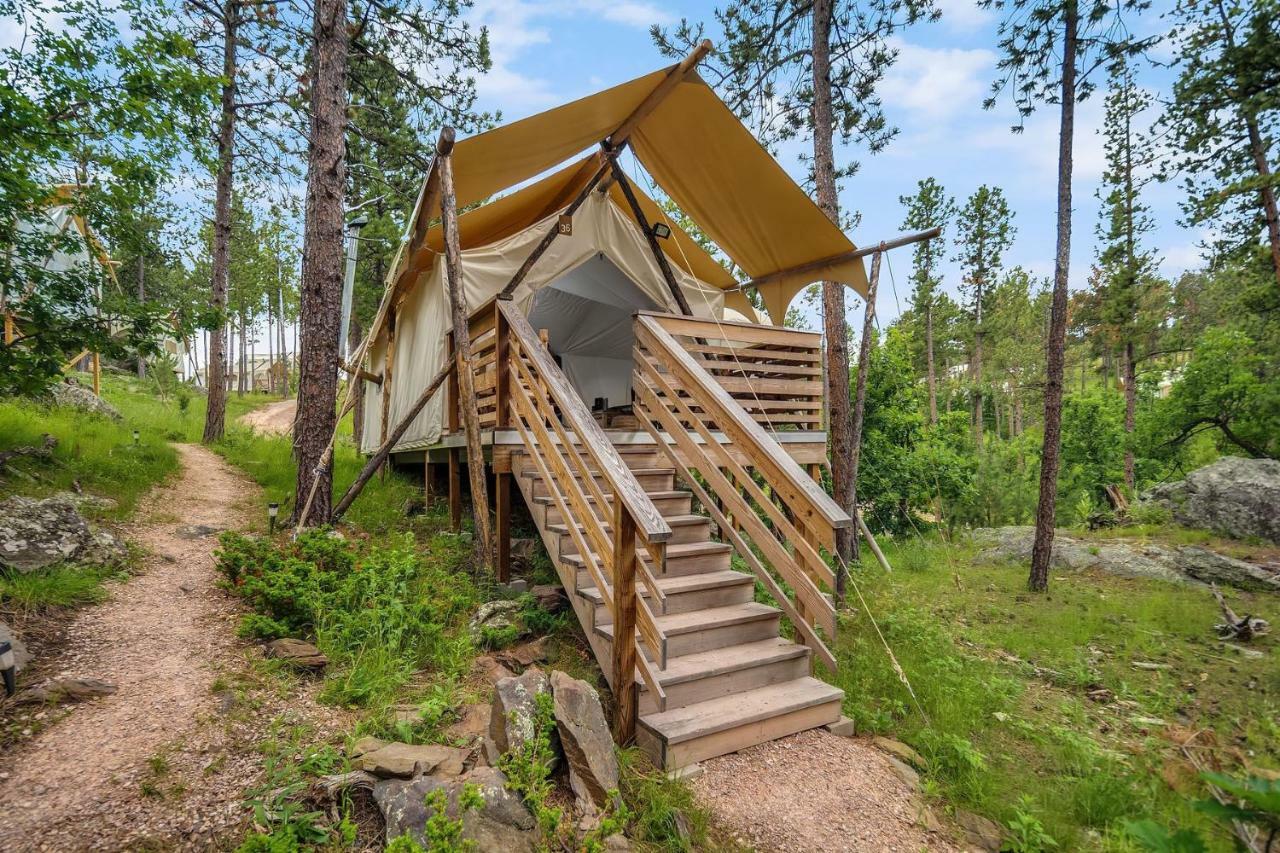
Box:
[1163,0,1280,289]
[1096,60,1156,492]
[981,0,1154,592]
[953,185,1014,446]
[654,0,939,591]
[900,178,957,426]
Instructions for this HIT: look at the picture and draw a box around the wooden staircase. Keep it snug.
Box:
[482,300,851,769]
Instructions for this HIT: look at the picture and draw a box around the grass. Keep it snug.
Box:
[0,562,127,613]
[827,532,1279,851]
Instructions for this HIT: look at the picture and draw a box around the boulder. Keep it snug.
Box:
[530,584,567,613]
[15,677,116,705]
[469,599,525,643]
[48,379,122,421]
[444,703,493,743]
[353,742,470,779]
[497,637,550,670]
[375,766,536,852]
[264,638,328,670]
[550,670,619,811]
[1142,457,1280,544]
[1175,547,1280,592]
[490,667,555,757]
[954,809,1003,852]
[51,491,118,513]
[0,621,32,674]
[0,495,126,573]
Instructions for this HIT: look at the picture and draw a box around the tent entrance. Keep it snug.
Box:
[525,253,659,413]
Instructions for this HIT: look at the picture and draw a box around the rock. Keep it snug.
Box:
[51,491,118,512]
[0,495,125,573]
[954,809,1003,852]
[497,637,549,670]
[872,736,926,770]
[0,621,32,674]
[263,638,328,670]
[354,742,470,779]
[15,677,116,705]
[603,833,632,851]
[823,716,855,737]
[551,670,619,811]
[1143,457,1280,544]
[469,599,525,643]
[472,654,516,686]
[175,524,222,540]
[48,379,122,420]
[401,494,427,516]
[374,766,536,852]
[445,703,493,743]
[478,737,501,767]
[504,578,529,594]
[1175,547,1280,592]
[490,667,555,757]
[885,756,920,789]
[530,584,567,613]
[349,736,387,758]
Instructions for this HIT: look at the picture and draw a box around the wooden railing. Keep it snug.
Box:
[446,295,501,432]
[499,299,674,734]
[633,312,851,671]
[634,310,824,430]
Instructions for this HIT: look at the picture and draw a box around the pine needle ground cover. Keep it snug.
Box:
[830,535,1278,851]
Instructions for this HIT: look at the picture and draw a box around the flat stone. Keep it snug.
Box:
[955,809,1003,851]
[823,716,855,737]
[490,667,554,757]
[530,584,567,613]
[472,654,516,687]
[0,495,124,573]
[175,524,222,540]
[374,766,536,852]
[551,670,619,810]
[355,742,470,779]
[349,736,387,758]
[469,599,525,642]
[15,677,116,705]
[497,637,549,670]
[872,736,926,769]
[444,703,492,743]
[886,756,920,789]
[264,638,327,669]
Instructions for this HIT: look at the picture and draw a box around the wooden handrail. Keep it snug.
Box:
[635,314,850,539]
[501,301,672,544]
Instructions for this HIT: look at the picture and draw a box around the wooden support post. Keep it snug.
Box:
[448,448,462,531]
[3,312,14,345]
[91,352,101,396]
[610,161,693,316]
[380,312,397,447]
[439,127,494,569]
[496,472,511,583]
[611,503,639,745]
[332,360,454,518]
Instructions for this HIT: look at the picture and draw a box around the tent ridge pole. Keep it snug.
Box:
[609,160,694,316]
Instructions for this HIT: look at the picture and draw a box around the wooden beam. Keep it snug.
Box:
[339,361,382,385]
[379,311,397,449]
[610,161,693,316]
[332,360,455,518]
[610,502,639,745]
[606,40,713,149]
[734,227,942,294]
[440,127,494,570]
[496,473,511,583]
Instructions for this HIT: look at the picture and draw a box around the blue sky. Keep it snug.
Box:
[461,0,1199,327]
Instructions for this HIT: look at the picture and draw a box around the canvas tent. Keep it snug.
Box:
[359,48,871,454]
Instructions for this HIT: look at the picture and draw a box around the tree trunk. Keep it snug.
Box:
[847,250,883,566]
[292,0,349,527]
[237,304,247,396]
[993,387,1003,439]
[972,326,984,446]
[267,296,275,394]
[925,303,938,426]
[201,0,237,443]
[1030,0,1078,593]
[136,256,146,378]
[278,282,289,398]
[1123,340,1136,492]
[811,0,855,598]
[1243,116,1280,291]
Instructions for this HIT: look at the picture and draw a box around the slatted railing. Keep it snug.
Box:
[500,300,673,727]
[632,312,851,671]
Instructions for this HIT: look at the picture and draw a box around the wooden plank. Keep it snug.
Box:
[448,448,462,531]
[733,226,941,295]
[684,344,821,364]
[501,302,671,544]
[636,318,849,534]
[379,312,397,447]
[639,311,822,347]
[496,473,511,582]
[611,503,639,745]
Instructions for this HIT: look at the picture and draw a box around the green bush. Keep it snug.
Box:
[216,529,480,706]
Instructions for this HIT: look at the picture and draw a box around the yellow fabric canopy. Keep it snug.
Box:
[395,60,866,325]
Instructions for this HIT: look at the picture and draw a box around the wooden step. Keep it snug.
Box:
[637,677,844,769]
[521,466,675,498]
[641,638,811,714]
[596,601,779,657]
[577,568,754,618]
[548,514,711,550]
[533,490,692,526]
[562,540,731,577]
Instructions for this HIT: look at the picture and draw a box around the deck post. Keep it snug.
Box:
[496,473,511,583]
[446,329,462,532]
[611,503,639,744]
[494,302,513,582]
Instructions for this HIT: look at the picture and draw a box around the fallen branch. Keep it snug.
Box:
[0,434,57,470]
[1211,583,1270,641]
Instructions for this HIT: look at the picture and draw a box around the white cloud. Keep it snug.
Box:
[880,38,995,122]
[576,0,672,28]
[933,0,995,33]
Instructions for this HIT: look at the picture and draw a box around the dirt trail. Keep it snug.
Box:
[0,443,342,852]
[238,398,296,435]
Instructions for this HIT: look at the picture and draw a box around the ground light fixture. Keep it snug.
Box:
[132,429,140,446]
[651,222,672,240]
[268,502,280,534]
[1,639,16,696]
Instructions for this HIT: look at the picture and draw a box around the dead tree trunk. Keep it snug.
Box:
[847,249,883,567]
[292,0,349,527]
[1123,340,1136,492]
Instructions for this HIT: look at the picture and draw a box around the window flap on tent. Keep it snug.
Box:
[629,73,868,322]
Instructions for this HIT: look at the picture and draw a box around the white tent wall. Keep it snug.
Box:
[361,192,727,454]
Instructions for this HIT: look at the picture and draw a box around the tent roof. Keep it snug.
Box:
[388,56,868,327]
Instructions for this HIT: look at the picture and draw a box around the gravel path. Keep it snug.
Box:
[0,443,345,851]
[692,729,961,852]
[239,398,296,435]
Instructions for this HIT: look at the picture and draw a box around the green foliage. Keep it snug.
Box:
[1124,820,1209,853]
[0,563,123,613]
[1005,797,1060,852]
[1059,391,1126,513]
[238,722,347,852]
[383,784,484,853]
[616,749,711,851]
[1195,772,1280,838]
[216,529,479,707]
[498,691,563,841]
